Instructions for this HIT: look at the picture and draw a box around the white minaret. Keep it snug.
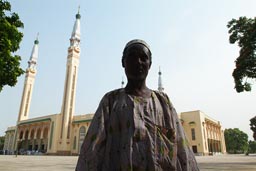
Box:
[158,67,164,92]
[59,10,81,152]
[17,35,39,122]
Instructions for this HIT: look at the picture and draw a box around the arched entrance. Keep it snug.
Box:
[78,126,86,154]
[29,129,35,151]
[35,128,41,151]
[41,127,48,153]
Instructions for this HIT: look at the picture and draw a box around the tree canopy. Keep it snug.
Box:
[227,17,256,93]
[224,128,248,154]
[0,136,4,150]
[248,140,256,153]
[0,0,24,92]
[250,116,256,140]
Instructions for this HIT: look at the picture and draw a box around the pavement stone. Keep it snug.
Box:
[196,154,256,171]
[0,154,255,171]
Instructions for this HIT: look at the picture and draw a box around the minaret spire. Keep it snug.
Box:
[158,66,164,92]
[70,7,81,47]
[28,33,39,70]
[17,35,39,122]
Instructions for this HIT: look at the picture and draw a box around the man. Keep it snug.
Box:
[76,39,199,171]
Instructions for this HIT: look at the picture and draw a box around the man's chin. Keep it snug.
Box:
[131,75,147,81]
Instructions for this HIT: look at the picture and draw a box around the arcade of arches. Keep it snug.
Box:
[3,114,93,155]
[205,120,224,154]
[17,123,50,153]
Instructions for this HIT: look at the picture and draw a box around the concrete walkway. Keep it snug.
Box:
[0,154,255,171]
[0,155,77,171]
[196,154,256,171]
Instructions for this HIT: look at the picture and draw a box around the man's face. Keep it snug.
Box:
[123,44,151,81]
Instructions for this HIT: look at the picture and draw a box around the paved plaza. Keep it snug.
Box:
[196,154,256,171]
[0,154,255,171]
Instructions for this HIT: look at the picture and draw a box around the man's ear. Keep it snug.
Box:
[122,57,125,68]
[149,61,152,69]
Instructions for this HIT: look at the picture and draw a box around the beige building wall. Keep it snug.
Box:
[70,114,93,155]
[3,127,16,154]
[180,110,226,155]
[47,114,60,154]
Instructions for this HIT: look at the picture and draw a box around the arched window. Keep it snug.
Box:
[79,126,86,153]
[191,128,196,140]
[73,136,77,150]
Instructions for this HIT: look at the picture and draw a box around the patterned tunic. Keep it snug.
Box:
[76,89,199,171]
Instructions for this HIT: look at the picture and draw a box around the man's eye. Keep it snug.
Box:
[141,55,148,61]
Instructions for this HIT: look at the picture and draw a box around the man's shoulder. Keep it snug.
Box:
[104,88,123,97]
[153,90,169,99]
[98,88,124,106]
[153,90,173,107]
[101,88,125,102]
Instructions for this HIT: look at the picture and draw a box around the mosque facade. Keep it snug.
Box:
[3,11,226,156]
[180,110,226,155]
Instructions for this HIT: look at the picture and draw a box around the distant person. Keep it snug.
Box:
[76,39,199,171]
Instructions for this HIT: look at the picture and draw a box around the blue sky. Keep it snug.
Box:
[1,0,256,140]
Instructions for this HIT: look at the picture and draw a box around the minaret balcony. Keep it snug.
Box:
[68,47,80,53]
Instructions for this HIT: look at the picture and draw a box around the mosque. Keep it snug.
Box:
[3,11,226,156]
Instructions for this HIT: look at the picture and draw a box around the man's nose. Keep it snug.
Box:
[136,57,142,64]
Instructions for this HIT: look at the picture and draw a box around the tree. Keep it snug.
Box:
[250,116,256,140]
[0,136,5,150]
[0,0,24,92]
[248,140,256,153]
[224,128,248,154]
[227,17,256,93]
